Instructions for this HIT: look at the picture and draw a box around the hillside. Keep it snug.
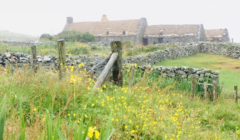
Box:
[0,30,39,41]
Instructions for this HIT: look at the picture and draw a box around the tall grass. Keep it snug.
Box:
[0,64,239,139]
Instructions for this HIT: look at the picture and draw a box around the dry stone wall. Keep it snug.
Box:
[1,42,226,82]
[199,42,240,59]
[136,65,219,82]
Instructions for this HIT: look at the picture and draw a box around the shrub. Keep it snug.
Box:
[90,45,97,50]
[80,32,96,43]
[40,34,53,42]
[123,40,133,49]
[54,30,96,43]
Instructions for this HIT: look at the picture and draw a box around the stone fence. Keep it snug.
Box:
[136,65,219,82]
[1,42,227,82]
[199,42,240,59]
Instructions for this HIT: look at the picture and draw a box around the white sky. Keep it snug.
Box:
[0,0,240,42]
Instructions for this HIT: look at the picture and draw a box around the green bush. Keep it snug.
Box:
[90,45,97,50]
[54,30,96,43]
[123,40,133,49]
[40,34,53,42]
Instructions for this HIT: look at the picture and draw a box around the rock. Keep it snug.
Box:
[5,52,11,58]
[44,56,51,62]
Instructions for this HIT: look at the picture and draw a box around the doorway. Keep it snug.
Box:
[143,38,148,46]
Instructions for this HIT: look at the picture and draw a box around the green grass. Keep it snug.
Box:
[155,53,240,92]
[0,42,110,56]
[0,65,240,139]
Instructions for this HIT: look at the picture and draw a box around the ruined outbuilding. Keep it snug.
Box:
[205,29,230,42]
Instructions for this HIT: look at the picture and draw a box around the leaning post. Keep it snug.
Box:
[111,41,123,87]
[191,77,195,100]
[234,86,238,104]
[31,45,37,73]
[57,39,66,80]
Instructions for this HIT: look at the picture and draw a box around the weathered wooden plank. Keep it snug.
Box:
[92,52,118,91]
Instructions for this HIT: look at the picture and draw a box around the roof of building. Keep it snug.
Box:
[66,15,140,36]
[205,29,227,38]
[144,25,200,37]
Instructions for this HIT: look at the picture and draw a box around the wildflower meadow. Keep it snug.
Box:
[0,63,240,140]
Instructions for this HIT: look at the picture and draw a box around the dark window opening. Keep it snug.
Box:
[106,31,109,35]
[153,41,156,44]
[158,38,163,43]
[123,31,126,35]
[143,38,148,46]
[160,32,163,35]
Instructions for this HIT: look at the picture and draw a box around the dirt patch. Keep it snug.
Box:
[235,67,240,69]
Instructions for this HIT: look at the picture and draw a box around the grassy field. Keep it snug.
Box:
[0,65,240,139]
[155,53,240,92]
[0,42,110,57]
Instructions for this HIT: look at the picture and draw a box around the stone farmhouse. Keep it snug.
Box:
[205,29,230,42]
[63,15,230,46]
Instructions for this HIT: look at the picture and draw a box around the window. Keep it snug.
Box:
[106,31,109,35]
[123,31,126,35]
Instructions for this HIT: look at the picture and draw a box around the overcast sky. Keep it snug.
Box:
[0,0,240,42]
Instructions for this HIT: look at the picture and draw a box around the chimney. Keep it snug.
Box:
[101,15,108,22]
[63,17,73,31]
[67,17,73,24]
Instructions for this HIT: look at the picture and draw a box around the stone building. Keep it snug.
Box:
[205,29,230,42]
[143,24,206,45]
[63,15,148,46]
[62,15,230,45]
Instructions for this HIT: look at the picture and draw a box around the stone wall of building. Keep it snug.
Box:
[146,36,199,46]
[96,35,137,46]
[135,18,148,45]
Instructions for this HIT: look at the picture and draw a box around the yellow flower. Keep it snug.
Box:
[85,115,88,118]
[95,130,100,139]
[88,130,93,138]
[112,118,114,121]
[73,113,76,117]
[125,125,128,129]
[68,114,70,116]
[33,108,37,112]
[131,130,136,133]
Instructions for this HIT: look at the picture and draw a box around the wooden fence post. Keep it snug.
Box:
[57,39,66,80]
[234,86,238,104]
[213,81,217,103]
[31,45,37,73]
[204,82,207,99]
[111,41,123,86]
[191,77,195,100]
